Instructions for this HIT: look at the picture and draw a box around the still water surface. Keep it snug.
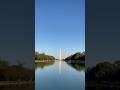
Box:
[35,61,85,90]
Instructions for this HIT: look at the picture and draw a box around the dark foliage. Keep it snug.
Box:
[86,61,120,82]
[64,52,85,61]
[35,52,55,60]
[0,59,34,81]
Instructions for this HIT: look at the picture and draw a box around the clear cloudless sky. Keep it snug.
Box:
[35,0,85,59]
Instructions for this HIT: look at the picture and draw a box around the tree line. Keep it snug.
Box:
[35,52,55,60]
[64,52,85,61]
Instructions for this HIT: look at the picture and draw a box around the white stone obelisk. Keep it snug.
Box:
[59,48,62,74]
[60,48,62,60]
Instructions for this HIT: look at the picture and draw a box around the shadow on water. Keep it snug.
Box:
[86,86,120,90]
[0,84,34,90]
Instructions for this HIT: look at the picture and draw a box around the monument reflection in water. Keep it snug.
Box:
[35,60,85,90]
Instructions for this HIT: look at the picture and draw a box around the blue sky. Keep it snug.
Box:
[35,0,85,59]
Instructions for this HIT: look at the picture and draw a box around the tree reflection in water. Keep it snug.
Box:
[67,62,85,72]
[35,61,55,69]
[35,61,85,71]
